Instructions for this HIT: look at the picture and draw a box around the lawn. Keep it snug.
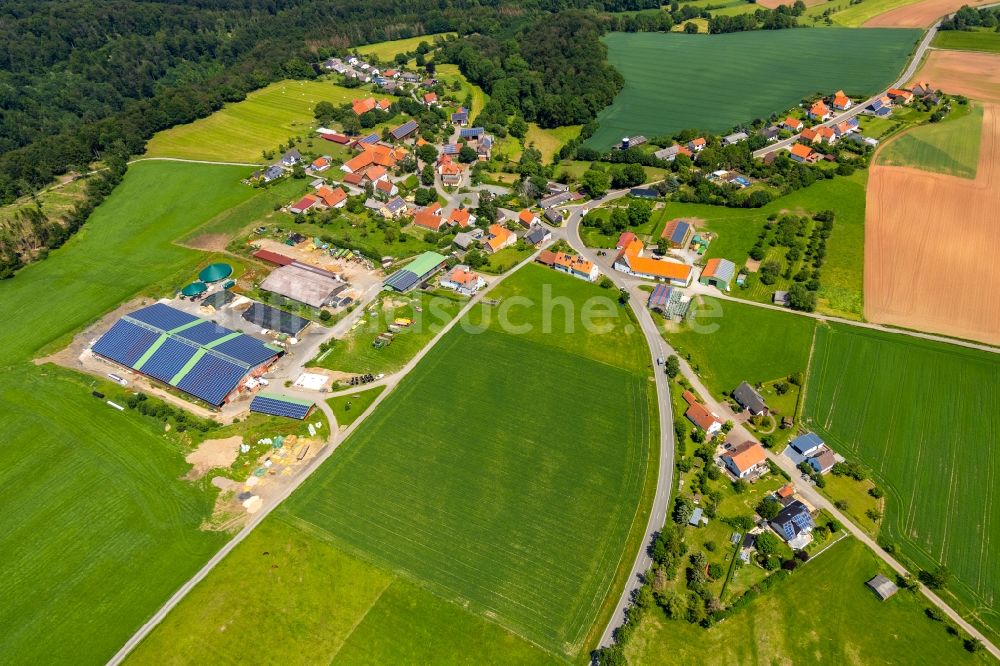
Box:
[877,102,983,178]
[525,123,582,163]
[586,29,921,149]
[625,537,989,664]
[932,29,1000,54]
[326,386,386,427]
[434,63,489,120]
[356,33,456,60]
[662,296,815,397]
[128,517,558,665]
[285,265,653,657]
[145,80,389,162]
[0,161,258,662]
[803,323,1000,642]
[481,244,535,274]
[309,290,467,375]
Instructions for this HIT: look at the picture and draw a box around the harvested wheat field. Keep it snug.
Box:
[909,50,1000,103]
[865,104,1000,345]
[864,0,993,27]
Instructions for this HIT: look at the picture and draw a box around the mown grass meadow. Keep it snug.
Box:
[878,102,983,178]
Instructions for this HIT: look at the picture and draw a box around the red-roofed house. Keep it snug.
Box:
[783,117,804,132]
[789,143,819,163]
[365,165,388,183]
[887,88,914,104]
[439,161,464,186]
[311,156,331,172]
[722,441,768,479]
[686,401,722,436]
[832,90,852,110]
[289,194,320,214]
[800,127,820,143]
[616,231,638,250]
[687,137,707,152]
[375,179,398,197]
[517,209,539,228]
[440,264,485,295]
[808,100,831,121]
[448,208,475,228]
[484,224,515,254]
[316,186,347,209]
[342,171,364,187]
[413,206,446,232]
[351,97,377,116]
[423,91,438,106]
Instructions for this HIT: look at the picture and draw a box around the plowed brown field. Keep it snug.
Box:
[864,0,993,27]
[909,50,1000,103]
[865,104,1000,345]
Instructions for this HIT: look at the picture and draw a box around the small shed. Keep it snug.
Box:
[688,507,704,527]
[866,575,899,601]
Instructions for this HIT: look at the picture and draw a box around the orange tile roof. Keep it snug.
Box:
[518,209,537,226]
[686,402,720,431]
[800,127,819,142]
[485,224,513,252]
[440,162,463,176]
[551,251,594,276]
[725,441,767,474]
[312,157,330,168]
[414,210,446,231]
[783,117,802,129]
[377,99,391,111]
[366,165,387,181]
[316,186,346,207]
[423,92,437,103]
[416,137,429,147]
[449,208,471,227]
[375,179,394,193]
[777,483,795,498]
[682,390,698,405]
[833,90,850,106]
[618,238,691,280]
[810,101,830,117]
[447,266,480,287]
[352,98,377,115]
[690,137,706,147]
[678,146,694,157]
[342,171,363,185]
[790,143,815,159]
[817,126,835,139]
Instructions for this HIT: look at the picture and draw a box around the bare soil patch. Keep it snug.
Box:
[865,104,1000,345]
[864,0,993,27]
[184,233,230,252]
[185,436,242,479]
[908,50,1000,103]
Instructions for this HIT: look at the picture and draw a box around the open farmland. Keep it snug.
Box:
[128,518,558,665]
[356,33,456,60]
[145,80,389,162]
[625,538,988,664]
[803,324,1000,642]
[0,161,257,662]
[525,123,582,163]
[932,29,1000,54]
[285,265,653,657]
[662,296,815,396]
[863,0,995,26]
[877,102,983,178]
[585,29,920,149]
[866,103,1000,345]
[910,50,1000,104]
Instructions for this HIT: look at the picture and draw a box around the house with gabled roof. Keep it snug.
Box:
[352,97,378,115]
[722,441,768,479]
[448,208,475,228]
[912,81,933,96]
[733,381,767,415]
[887,88,914,104]
[700,258,736,291]
[683,390,723,436]
[422,91,438,106]
[661,219,693,249]
[789,143,819,163]
[517,209,539,228]
[808,100,831,121]
[289,194,320,214]
[789,432,825,458]
[451,107,468,126]
[687,137,707,152]
[549,251,599,282]
[390,119,418,141]
[440,264,485,295]
[375,178,398,198]
[311,156,331,172]
[832,90,852,110]
[280,149,302,166]
[316,186,347,209]
[484,224,515,254]
[614,238,692,286]
[783,117,804,132]
[413,203,445,232]
[524,225,551,246]
[769,500,814,549]
[722,131,749,146]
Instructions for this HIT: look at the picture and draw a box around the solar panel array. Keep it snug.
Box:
[241,302,310,336]
[384,268,419,292]
[250,394,313,420]
[91,303,280,406]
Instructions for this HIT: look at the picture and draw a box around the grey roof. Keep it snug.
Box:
[705,258,736,283]
[390,120,418,140]
[544,208,562,224]
[773,290,790,305]
[453,232,476,250]
[281,149,302,163]
[866,574,899,600]
[364,198,382,210]
[734,381,767,414]
[540,191,573,209]
[654,145,680,160]
[263,165,285,181]
[259,264,344,308]
[385,196,407,214]
[525,226,549,245]
[689,507,704,526]
[723,131,749,145]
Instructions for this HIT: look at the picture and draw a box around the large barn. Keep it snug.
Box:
[91,303,282,406]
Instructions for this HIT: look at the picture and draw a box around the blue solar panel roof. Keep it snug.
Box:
[92,320,160,368]
[175,320,231,345]
[384,269,418,292]
[128,303,199,331]
[141,337,199,383]
[358,133,380,144]
[212,335,278,367]
[459,127,484,138]
[250,395,313,420]
[669,221,690,244]
[176,355,249,407]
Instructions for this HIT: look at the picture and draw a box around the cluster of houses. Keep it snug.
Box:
[613,234,693,287]
[536,249,599,282]
[323,55,435,94]
[323,55,379,82]
[784,431,842,475]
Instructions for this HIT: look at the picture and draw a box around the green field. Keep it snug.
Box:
[286,267,652,656]
[878,103,983,178]
[145,80,389,162]
[803,324,1000,641]
[932,29,1000,54]
[128,518,557,665]
[663,297,815,397]
[434,63,489,120]
[356,33,456,60]
[586,29,920,149]
[625,537,988,664]
[0,161,259,662]
[310,290,466,375]
[525,123,582,162]
[326,386,386,427]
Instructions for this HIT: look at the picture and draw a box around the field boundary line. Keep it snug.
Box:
[324,577,396,664]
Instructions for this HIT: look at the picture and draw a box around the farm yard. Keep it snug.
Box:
[866,103,1000,345]
[284,266,654,657]
[144,80,389,162]
[0,161,258,662]
[803,324,1000,643]
[877,102,983,178]
[624,538,987,664]
[127,518,558,665]
[585,29,921,149]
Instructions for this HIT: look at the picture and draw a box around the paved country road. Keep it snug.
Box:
[108,250,543,664]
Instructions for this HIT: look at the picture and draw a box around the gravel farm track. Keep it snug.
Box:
[865,51,1000,346]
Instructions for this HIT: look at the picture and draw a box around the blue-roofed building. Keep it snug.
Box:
[441,143,459,155]
[390,119,418,141]
[451,107,468,125]
[358,133,380,145]
[250,393,315,420]
[90,303,282,406]
[769,500,814,549]
[459,127,484,139]
[661,219,693,249]
[789,432,824,457]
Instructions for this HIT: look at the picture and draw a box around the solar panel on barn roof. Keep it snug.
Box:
[250,395,314,420]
